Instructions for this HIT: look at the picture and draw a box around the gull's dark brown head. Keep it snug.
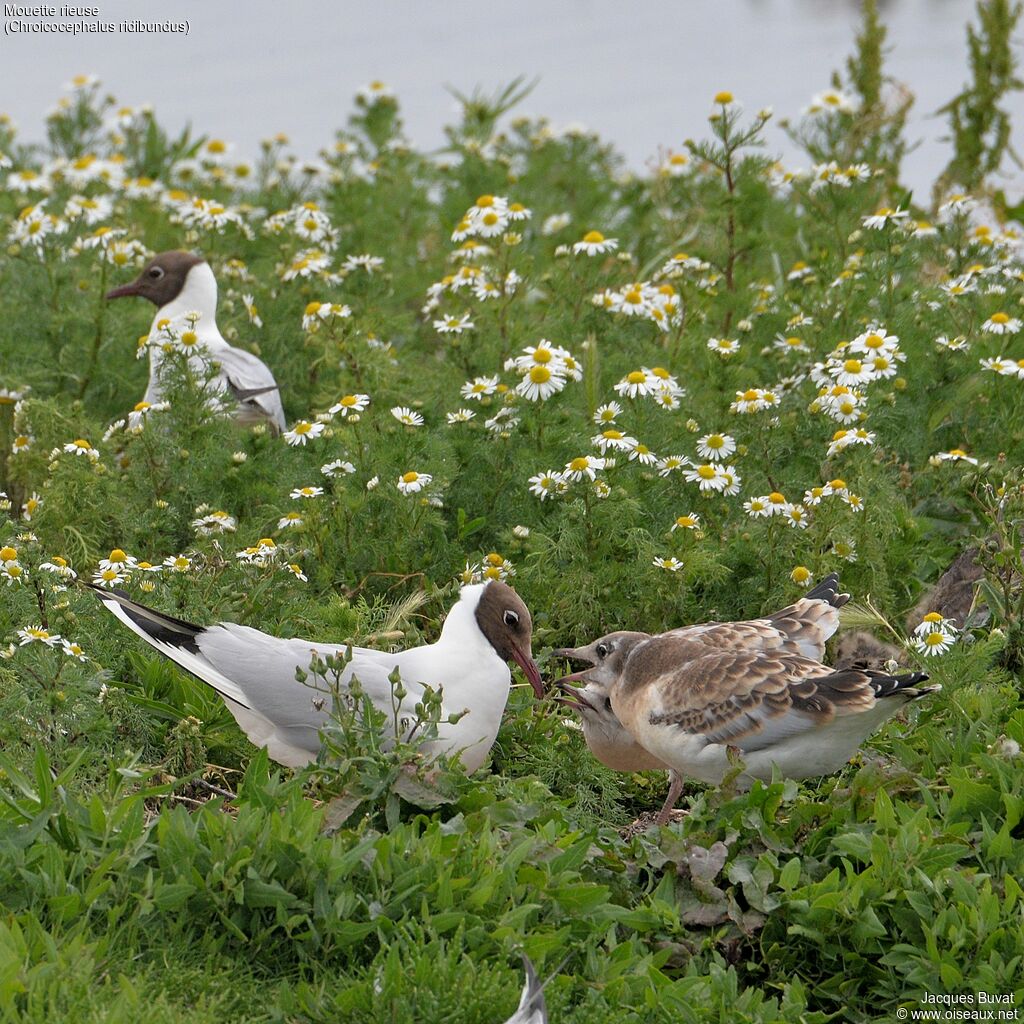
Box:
[106,250,204,306]
[474,581,543,697]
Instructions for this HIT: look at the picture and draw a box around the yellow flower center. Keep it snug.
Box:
[402,471,420,484]
[922,612,944,623]
[624,288,643,304]
[108,549,127,563]
[791,567,810,582]
[294,422,312,434]
[925,632,946,647]
[714,91,734,103]
[569,458,590,473]
[532,347,552,364]
[305,301,322,316]
[73,439,91,449]
[100,569,118,581]
[705,434,724,449]
[697,465,717,480]
[207,139,227,154]
[341,395,358,407]
[482,212,499,226]
[475,195,495,208]
[529,366,552,384]
[990,312,1010,324]
[485,553,504,566]
[133,401,151,412]
[582,230,605,243]
[0,547,17,561]
[742,389,759,401]
[602,430,623,440]
[181,331,198,347]
[863,334,884,349]
[768,492,786,504]
[843,359,863,373]
[627,371,646,384]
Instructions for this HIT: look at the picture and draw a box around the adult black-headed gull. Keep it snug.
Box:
[554,574,938,820]
[107,251,286,433]
[90,581,543,772]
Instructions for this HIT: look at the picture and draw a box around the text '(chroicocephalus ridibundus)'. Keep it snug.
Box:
[106,251,286,433]
[553,574,939,822]
[90,581,543,772]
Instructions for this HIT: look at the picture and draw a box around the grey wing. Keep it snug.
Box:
[214,345,286,431]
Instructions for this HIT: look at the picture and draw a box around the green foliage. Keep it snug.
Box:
[0,16,1023,1023]
[937,0,1024,194]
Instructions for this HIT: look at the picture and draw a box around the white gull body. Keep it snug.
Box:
[91,581,540,772]
[109,252,286,432]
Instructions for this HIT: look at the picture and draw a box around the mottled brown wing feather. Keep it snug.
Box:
[633,640,896,751]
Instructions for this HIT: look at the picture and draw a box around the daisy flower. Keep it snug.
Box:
[562,456,606,482]
[193,511,237,535]
[39,556,76,580]
[707,337,740,357]
[278,512,305,529]
[397,471,431,495]
[593,402,623,425]
[11,434,33,455]
[329,393,370,418]
[434,313,474,335]
[18,626,62,647]
[696,433,737,461]
[242,294,263,328]
[481,552,516,581]
[671,514,701,531]
[572,230,618,255]
[981,311,1021,335]
[163,554,192,573]
[932,448,979,465]
[653,556,684,572]
[517,365,566,402]
[528,470,564,500]
[683,463,727,492]
[912,628,955,657]
[461,375,500,401]
[321,459,356,477]
[92,567,125,588]
[862,207,909,230]
[730,388,778,414]
[283,421,325,445]
[592,429,636,453]
[614,370,653,399]
[790,566,812,587]
[744,496,771,517]
[391,406,424,427]
[63,438,99,459]
[627,442,658,465]
[342,253,384,274]
[657,455,691,477]
[98,548,138,572]
[285,563,308,582]
[446,409,476,424]
[61,639,88,661]
[290,486,324,499]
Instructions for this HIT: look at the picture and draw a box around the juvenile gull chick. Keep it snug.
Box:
[554,574,938,822]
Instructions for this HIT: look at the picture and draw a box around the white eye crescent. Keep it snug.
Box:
[148,266,164,279]
[503,609,519,627]
[596,643,609,659]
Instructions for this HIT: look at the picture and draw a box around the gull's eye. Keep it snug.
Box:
[503,609,519,627]
[148,266,164,279]
[595,643,609,659]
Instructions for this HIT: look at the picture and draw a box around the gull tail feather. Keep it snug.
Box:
[87,584,253,709]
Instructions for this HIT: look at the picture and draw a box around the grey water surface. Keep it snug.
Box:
[2,0,1021,198]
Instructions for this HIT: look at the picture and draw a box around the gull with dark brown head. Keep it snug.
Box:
[107,251,286,433]
[90,580,543,772]
[554,574,939,822]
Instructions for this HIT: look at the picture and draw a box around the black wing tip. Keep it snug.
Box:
[804,572,850,608]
